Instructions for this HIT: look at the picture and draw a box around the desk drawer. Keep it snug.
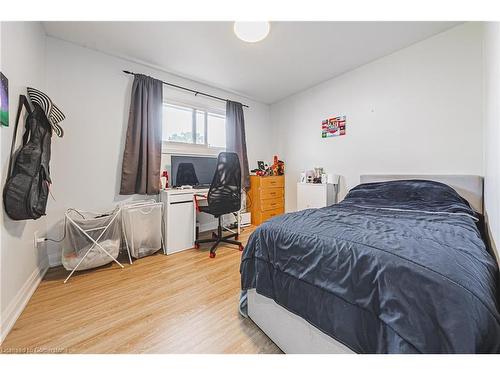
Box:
[261,177,284,189]
[260,188,283,200]
[261,207,284,222]
[261,198,284,211]
[169,193,194,204]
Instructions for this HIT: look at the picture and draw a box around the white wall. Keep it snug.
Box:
[271,22,484,212]
[0,22,48,343]
[483,22,500,259]
[44,37,273,266]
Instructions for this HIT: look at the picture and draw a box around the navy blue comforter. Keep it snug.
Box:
[240,180,500,353]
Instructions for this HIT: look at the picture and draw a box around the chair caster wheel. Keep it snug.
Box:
[209,252,216,258]
[195,243,200,249]
[212,232,217,239]
[239,244,244,251]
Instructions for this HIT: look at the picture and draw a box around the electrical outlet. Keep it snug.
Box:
[33,231,45,248]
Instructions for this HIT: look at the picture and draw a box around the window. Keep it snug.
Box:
[163,104,193,143]
[207,112,226,148]
[163,102,226,149]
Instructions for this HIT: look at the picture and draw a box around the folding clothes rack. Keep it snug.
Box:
[63,207,125,283]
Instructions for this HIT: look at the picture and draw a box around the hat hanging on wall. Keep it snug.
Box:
[27,87,65,137]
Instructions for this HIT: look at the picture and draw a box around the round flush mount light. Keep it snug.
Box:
[233,22,270,43]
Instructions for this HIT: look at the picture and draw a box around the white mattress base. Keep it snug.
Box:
[247,289,354,354]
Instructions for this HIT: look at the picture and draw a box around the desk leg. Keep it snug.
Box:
[193,200,197,245]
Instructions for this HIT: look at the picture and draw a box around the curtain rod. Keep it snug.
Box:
[123,70,249,108]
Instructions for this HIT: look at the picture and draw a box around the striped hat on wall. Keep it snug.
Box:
[27,87,65,137]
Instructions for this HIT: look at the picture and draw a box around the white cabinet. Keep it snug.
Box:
[297,183,337,211]
[161,190,197,255]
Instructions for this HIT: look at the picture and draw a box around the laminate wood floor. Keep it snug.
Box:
[1,226,282,354]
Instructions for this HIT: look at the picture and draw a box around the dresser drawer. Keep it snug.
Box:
[261,176,284,189]
[249,175,285,226]
[260,188,283,200]
[261,207,284,222]
[261,198,284,211]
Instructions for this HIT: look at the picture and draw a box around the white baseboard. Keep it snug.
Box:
[48,248,62,267]
[0,262,49,344]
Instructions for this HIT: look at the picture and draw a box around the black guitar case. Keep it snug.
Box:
[3,95,53,220]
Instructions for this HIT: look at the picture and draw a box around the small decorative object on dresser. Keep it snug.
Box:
[248,175,285,225]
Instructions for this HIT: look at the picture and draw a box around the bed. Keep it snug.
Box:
[239,175,500,353]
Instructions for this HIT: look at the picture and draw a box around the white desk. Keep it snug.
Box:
[160,188,241,255]
[160,188,207,255]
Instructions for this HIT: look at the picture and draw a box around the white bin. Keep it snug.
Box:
[122,201,164,259]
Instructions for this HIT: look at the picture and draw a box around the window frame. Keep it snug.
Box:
[162,99,226,155]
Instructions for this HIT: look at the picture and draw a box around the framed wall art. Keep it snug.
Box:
[321,115,346,138]
[1,72,9,127]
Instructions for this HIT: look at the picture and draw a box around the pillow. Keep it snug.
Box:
[342,179,477,218]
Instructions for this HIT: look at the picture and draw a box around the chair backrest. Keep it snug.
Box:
[176,162,199,186]
[207,152,242,217]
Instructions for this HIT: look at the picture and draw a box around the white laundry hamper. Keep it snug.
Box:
[122,201,164,260]
[61,207,123,276]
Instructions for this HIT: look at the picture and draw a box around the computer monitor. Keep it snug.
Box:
[171,155,218,187]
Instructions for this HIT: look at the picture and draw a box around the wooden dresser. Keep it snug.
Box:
[248,175,285,225]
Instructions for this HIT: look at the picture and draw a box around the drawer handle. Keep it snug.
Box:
[171,200,193,205]
[271,203,276,206]
[270,192,276,195]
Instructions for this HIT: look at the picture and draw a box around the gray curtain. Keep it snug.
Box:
[120,74,163,195]
[225,101,250,189]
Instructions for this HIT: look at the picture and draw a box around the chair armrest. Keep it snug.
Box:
[193,194,208,212]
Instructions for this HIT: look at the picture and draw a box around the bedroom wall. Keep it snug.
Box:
[0,21,48,343]
[483,22,500,260]
[270,22,484,212]
[43,37,273,266]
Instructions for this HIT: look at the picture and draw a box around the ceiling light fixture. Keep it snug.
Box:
[233,22,270,43]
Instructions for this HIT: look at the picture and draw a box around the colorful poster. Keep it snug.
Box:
[1,72,8,127]
[321,115,346,138]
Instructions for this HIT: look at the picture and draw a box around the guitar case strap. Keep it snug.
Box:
[7,94,33,178]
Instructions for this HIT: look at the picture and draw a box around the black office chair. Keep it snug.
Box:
[176,162,199,186]
[194,152,243,258]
